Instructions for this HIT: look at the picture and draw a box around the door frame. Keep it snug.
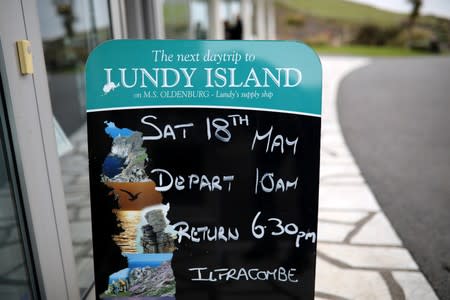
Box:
[0,0,80,299]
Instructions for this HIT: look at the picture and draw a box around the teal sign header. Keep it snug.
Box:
[86,40,322,116]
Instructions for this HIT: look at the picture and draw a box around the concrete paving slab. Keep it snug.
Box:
[351,213,402,246]
[69,221,92,244]
[79,207,91,219]
[319,211,368,224]
[319,185,380,211]
[316,256,392,300]
[5,265,27,281]
[76,257,95,290]
[0,245,25,275]
[318,221,355,242]
[393,271,439,300]
[319,243,418,270]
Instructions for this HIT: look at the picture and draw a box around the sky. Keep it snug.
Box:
[348,0,450,18]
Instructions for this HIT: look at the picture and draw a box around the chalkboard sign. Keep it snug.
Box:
[86,40,322,300]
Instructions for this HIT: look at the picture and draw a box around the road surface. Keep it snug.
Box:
[338,56,450,300]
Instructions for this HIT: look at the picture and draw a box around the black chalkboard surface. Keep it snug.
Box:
[86,40,322,300]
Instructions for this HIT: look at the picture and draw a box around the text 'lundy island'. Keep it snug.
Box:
[103,67,303,89]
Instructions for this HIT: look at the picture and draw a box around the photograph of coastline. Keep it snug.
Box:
[99,122,176,298]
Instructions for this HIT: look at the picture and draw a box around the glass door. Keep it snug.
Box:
[0,73,38,300]
[0,0,80,299]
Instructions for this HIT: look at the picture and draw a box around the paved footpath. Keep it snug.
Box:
[338,57,450,300]
[59,125,93,294]
[315,57,438,300]
[61,56,439,299]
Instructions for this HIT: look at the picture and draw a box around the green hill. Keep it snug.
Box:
[276,0,449,56]
[278,0,408,27]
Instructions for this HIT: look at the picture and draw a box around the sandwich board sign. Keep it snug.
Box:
[86,40,322,300]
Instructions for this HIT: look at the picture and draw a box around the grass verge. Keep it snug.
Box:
[311,45,441,57]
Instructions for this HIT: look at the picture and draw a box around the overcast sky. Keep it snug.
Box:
[348,0,450,18]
